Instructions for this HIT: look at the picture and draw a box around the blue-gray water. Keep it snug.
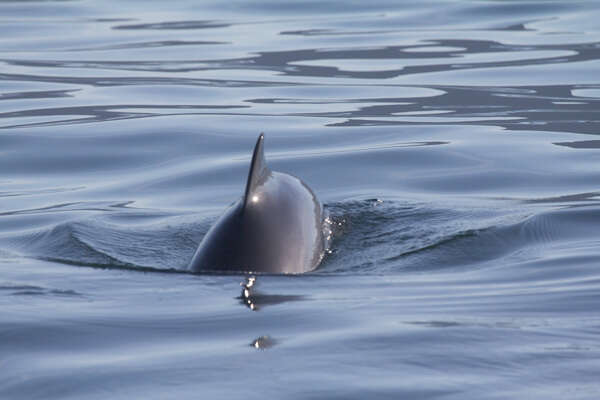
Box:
[1,0,600,398]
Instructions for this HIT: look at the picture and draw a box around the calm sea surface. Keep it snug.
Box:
[1,0,600,398]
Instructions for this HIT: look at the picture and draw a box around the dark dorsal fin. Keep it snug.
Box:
[243,133,270,207]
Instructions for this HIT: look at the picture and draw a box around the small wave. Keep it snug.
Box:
[0,284,82,297]
[5,199,599,279]
[321,198,483,273]
[9,215,211,273]
[321,199,600,276]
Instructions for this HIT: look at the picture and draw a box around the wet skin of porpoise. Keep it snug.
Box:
[189,134,325,274]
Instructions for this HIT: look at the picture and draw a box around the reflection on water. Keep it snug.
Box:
[251,335,277,350]
[239,276,305,311]
[2,0,600,398]
[1,18,599,133]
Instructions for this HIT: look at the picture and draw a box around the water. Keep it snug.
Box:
[1,0,600,398]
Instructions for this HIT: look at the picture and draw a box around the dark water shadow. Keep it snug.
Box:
[554,140,600,149]
[65,40,229,52]
[6,38,598,77]
[325,83,600,135]
[0,89,79,101]
[113,20,230,30]
[0,104,249,130]
[0,72,301,89]
[0,284,82,297]
[250,335,278,350]
[239,276,306,311]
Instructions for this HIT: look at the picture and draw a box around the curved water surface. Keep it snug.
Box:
[1,0,600,399]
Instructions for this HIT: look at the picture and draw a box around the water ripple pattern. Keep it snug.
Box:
[1,1,600,399]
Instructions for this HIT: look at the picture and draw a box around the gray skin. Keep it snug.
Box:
[189,134,325,274]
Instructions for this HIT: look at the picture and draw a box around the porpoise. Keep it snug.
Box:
[189,134,326,274]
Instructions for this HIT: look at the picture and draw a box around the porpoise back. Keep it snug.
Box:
[189,134,325,274]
